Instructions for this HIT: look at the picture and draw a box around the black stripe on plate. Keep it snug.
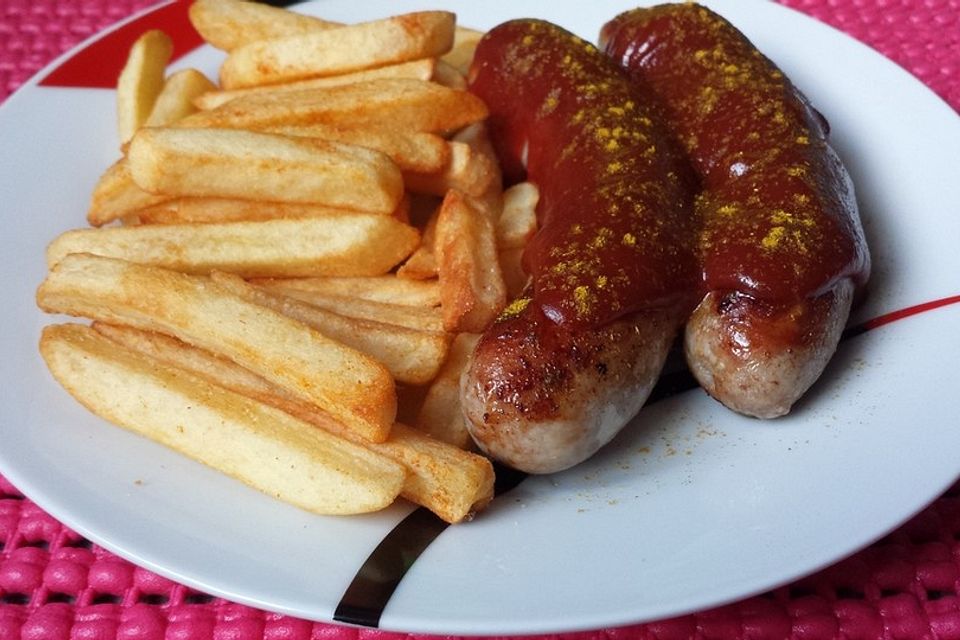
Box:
[332,462,528,628]
[333,507,448,627]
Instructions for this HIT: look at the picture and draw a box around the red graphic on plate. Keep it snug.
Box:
[39,0,203,90]
[844,293,960,337]
[865,294,960,329]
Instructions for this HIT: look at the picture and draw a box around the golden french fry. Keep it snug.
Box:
[497,181,539,249]
[116,30,173,144]
[395,250,437,280]
[143,68,216,127]
[193,59,436,110]
[397,202,440,280]
[404,140,499,199]
[46,215,419,278]
[87,159,171,227]
[131,197,355,224]
[220,12,455,89]
[93,321,344,424]
[432,59,466,89]
[129,196,410,225]
[250,276,440,307]
[392,193,413,225]
[188,0,342,51]
[265,124,449,174]
[211,272,449,385]
[435,190,507,333]
[451,122,504,214]
[139,195,410,225]
[415,332,480,449]
[250,283,443,333]
[127,127,404,214]
[92,321,342,429]
[41,323,406,515]
[178,78,488,134]
[442,26,485,76]
[380,424,493,523]
[498,247,530,299]
[37,254,396,442]
[92,323,491,523]
[452,121,499,157]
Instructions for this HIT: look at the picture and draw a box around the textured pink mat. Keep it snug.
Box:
[2,1,959,639]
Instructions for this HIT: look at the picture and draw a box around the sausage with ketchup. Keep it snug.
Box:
[463,19,699,473]
[600,3,870,418]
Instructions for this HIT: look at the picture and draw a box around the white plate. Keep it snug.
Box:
[1,0,959,635]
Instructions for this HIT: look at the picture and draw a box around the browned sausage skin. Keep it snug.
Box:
[601,4,870,418]
[464,19,698,473]
[685,282,855,418]
[461,304,680,474]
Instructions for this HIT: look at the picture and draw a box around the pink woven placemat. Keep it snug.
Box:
[2,1,959,639]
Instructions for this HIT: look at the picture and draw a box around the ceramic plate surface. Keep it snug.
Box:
[1,0,959,634]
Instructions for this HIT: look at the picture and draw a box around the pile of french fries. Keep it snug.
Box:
[35,0,540,524]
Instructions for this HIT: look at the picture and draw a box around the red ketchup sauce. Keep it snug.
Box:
[600,4,870,303]
[469,19,699,328]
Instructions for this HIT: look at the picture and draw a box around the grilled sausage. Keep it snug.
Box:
[601,3,870,417]
[464,19,698,473]
[461,305,680,474]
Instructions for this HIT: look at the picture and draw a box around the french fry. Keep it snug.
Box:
[219,12,455,89]
[46,215,419,278]
[210,272,449,385]
[379,424,493,523]
[189,0,342,51]
[442,26,485,75]
[250,276,440,307]
[127,127,405,214]
[404,140,499,199]
[116,30,173,144]
[264,124,449,174]
[92,323,491,523]
[497,181,539,249]
[498,247,531,299]
[435,190,507,333]
[249,281,444,332]
[415,332,480,449]
[432,59,467,89]
[392,193,413,225]
[452,121,500,159]
[93,321,345,423]
[92,321,346,431]
[178,78,488,134]
[143,69,216,128]
[450,122,504,215]
[87,159,171,227]
[36,254,397,442]
[397,203,440,280]
[193,59,436,110]
[129,195,411,225]
[129,197,405,225]
[40,323,406,515]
